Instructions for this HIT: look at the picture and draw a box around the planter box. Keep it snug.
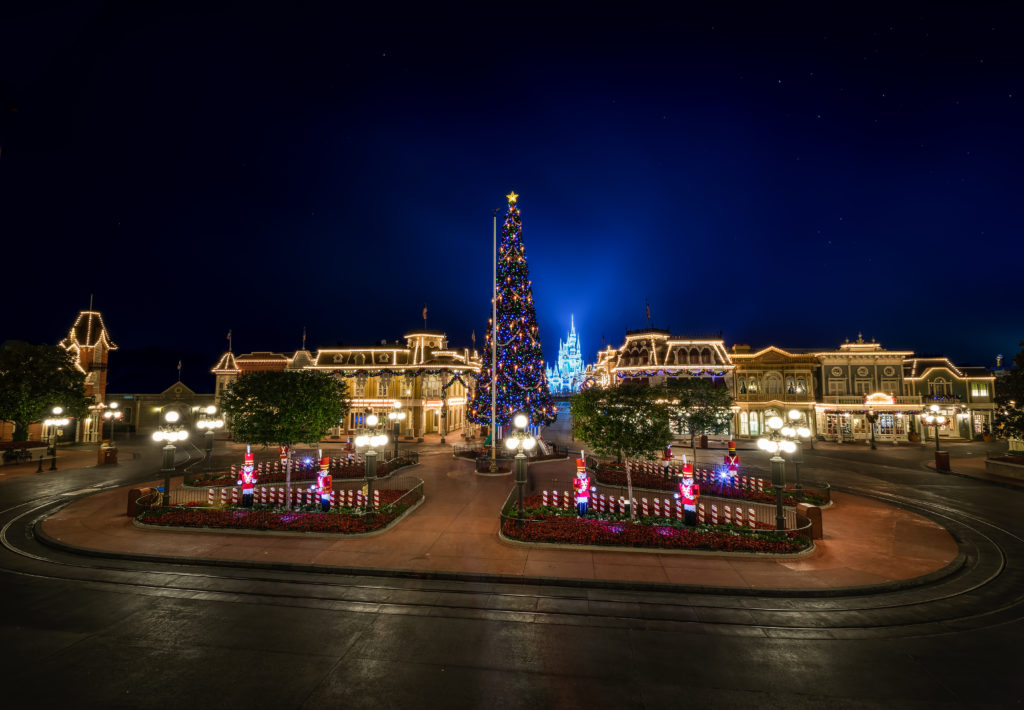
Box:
[985,458,1024,481]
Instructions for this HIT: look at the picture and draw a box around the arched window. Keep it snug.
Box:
[796,376,806,394]
[739,377,747,394]
[689,348,700,364]
[701,349,712,364]
[749,411,760,436]
[786,377,795,394]
[740,411,749,436]
[639,349,649,365]
[766,374,782,395]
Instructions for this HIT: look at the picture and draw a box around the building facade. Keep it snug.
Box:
[903,358,996,440]
[730,346,818,439]
[212,330,480,441]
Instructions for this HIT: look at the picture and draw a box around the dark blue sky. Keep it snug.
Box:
[2,3,1020,391]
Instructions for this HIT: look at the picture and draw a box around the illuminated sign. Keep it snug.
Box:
[864,392,896,406]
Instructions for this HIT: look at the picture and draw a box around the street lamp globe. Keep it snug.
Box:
[781,440,797,454]
[366,414,379,427]
[788,409,801,421]
[767,416,784,430]
[797,426,811,438]
[164,410,180,423]
[355,434,369,447]
[52,406,63,416]
[110,402,119,410]
[522,436,536,451]
[505,436,518,451]
[513,413,529,429]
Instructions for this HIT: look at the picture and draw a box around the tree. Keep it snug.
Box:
[219,370,350,501]
[995,341,1024,441]
[467,192,556,429]
[570,384,670,519]
[0,341,88,441]
[665,377,735,464]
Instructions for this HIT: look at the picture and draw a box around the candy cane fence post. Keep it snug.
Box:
[564,491,570,510]
[542,490,549,507]
[220,488,227,506]
[207,488,215,506]
[724,505,731,525]
[711,503,719,525]
[641,498,650,516]
[748,508,756,528]
[373,490,380,510]
[653,498,661,517]
[231,488,239,506]
[697,502,704,523]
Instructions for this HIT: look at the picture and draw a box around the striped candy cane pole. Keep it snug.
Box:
[542,490,549,507]
[724,505,732,525]
[653,498,661,517]
[220,488,227,506]
[748,508,756,528]
[618,497,625,514]
[564,491,571,510]
[599,494,606,513]
[278,487,284,506]
[697,502,705,523]
[373,490,380,510]
[231,488,239,506]
[330,491,336,508]
[711,504,719,525]
[641,498,650,516]
[757,478,764,493]
[676,501,683,521]
[230,464,237,477]
[207,488,215,506]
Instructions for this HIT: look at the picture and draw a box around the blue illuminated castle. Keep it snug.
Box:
[545,316,586,394]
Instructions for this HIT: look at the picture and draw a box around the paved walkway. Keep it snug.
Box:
[41,453,958,590]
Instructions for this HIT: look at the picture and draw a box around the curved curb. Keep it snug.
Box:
[34,513,968,598]
[131,494,426,539]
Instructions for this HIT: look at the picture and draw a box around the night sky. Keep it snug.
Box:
[2,3,1020,392]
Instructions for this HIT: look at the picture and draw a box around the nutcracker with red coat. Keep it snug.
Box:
[674,456,700,525]
[662,444,674,478]
[237,446,258,507]
[315,455,333,512]
[572,456,596,516]
[724,441,740,485]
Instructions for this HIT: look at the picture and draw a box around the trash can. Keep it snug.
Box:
[935,450,950,472]
[98,446,118,465]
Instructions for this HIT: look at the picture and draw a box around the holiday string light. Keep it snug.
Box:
[468,194,556,427]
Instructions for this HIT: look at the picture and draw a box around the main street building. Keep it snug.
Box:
[212,330,480,441]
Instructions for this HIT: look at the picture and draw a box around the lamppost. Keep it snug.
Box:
[43,406,69,472]
[922,404,948,471]
[757,410,811,530]
[355,413,389,511]
[152,410,188,506]
[196,405,224,471]
[102,402,123,444]
[504,412,536,519]
[866,408,877,450]
[387,402,406,462]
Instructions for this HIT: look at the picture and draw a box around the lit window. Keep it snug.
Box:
[740,411,749,436]
[971,382,988,397]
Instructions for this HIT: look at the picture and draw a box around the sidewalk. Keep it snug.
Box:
[0,444,109,482]
[927,454,1024,489]
[41,455,959,591]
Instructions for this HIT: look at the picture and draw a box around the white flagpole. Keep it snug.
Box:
[490,207,498,471]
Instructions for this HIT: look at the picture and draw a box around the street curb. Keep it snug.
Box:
[33,500,967,599]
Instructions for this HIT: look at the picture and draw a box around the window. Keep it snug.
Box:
[854,380,871,395]
[739,411,749,435]
[971,382,989,397]
[701,349,711,364]
[353,378,366,397]
[795,376,807,394]
[377,378,389,397]
[738,377,747,394]
[424,375,442,397]
[766,374,781,395]
[929,378,951,396]
[828,379,847,395]
[881,379,898,394]
[748,412,760,436]
[786,377,795,394]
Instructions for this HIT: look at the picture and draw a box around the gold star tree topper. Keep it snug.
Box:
[506,190,519,205]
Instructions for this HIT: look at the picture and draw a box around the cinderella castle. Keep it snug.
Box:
[545,316,587,394]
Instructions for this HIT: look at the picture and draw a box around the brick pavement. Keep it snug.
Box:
[41,453,959,590]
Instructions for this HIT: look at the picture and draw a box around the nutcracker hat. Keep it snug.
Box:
[728,441,736,453]
[320,456,330,472]
[681,462,694,477]
[243,446,254,466]
[576,458,586,472]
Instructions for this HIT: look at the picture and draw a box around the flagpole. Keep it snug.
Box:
[490,207,498,472]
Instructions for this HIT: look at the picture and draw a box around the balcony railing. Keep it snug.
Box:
[734,392,813,402]
[822,395,922,405]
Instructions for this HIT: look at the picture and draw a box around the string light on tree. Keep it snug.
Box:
[468,192,556,429]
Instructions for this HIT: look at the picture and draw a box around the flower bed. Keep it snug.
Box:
[503,498,808,554]
[138,489,413,533]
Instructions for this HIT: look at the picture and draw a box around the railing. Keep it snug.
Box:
[734,392,812,402]
[822,395,922,405]
[159,474,424,510]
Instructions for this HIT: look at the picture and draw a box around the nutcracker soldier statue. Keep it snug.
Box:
[572,456,596,516]
[237,446,258,507]
[724,441,740,486]
[662,443,674,478]
[674,456,700,525]
[315,455,333,512]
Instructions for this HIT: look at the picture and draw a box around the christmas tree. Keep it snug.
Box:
[468,191,557,428]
